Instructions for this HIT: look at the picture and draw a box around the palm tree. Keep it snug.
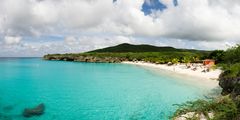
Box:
[182,57,191,67]
[172,58,180,65]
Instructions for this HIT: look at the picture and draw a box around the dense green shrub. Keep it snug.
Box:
[208,50,225,63]
[223,45,240,64]
[221,63,240,78]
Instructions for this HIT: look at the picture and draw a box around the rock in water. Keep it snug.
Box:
[3,105,14,112]
[23,103,45,118]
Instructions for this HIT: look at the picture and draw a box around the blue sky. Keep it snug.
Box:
[142,0,167,15]
[0,0,239,57]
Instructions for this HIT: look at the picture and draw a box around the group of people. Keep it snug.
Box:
[185,63,210,72]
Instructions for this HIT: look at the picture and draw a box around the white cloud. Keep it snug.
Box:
[0,0,239,56]
[0,35,236,57]
[0,0,239,41]
[3,36,22,45]
[0,35,135,57]
[64,35,135,52]
[155,0,240,41]
[64,36,78,46]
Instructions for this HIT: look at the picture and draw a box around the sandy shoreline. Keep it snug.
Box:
[122,61,222,88]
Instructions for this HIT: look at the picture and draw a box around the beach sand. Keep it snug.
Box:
[122,61,222,89]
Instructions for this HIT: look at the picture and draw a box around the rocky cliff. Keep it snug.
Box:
[43,54,129,63]
[219,71,240,98]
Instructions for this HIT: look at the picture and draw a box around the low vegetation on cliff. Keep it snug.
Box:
[172,96,239,120]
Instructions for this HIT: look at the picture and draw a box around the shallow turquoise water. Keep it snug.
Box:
[0,58,213,120]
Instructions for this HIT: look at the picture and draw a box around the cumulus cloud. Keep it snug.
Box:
[62,35,134,52]
[0,0,239,41]
[0,35,236,57]
[0,0,114,36]
[0,35,135,57]
[0,0,239,56]
[3,36,22,45]
[156,0,240,41]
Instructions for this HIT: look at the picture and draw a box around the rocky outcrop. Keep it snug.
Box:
[174,112,214,120]
[219,71,240,98]
[23,103,45,118]
[43,55,129,63]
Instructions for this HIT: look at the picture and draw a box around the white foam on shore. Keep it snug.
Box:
[122,61,222,89]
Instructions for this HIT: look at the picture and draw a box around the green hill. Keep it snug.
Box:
[44,43,211,63]
[88,43,205,53]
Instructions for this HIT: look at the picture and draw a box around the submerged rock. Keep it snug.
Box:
[22,103,45,118]
[0,113,12,120]
[3,105,14,112]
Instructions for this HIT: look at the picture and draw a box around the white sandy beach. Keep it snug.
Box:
[122,61,222,88]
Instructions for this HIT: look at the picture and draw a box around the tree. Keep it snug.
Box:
[208,50,224,63]
[182,56,191,64]
[224,45,240,64]
[172,58,180,64]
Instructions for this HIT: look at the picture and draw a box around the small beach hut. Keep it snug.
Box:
[203,59,215,66]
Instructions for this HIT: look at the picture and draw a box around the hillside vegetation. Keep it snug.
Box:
[44,43,211,63]
[88,43,204,53]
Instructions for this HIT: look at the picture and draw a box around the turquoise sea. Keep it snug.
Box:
[0,58,217,120]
